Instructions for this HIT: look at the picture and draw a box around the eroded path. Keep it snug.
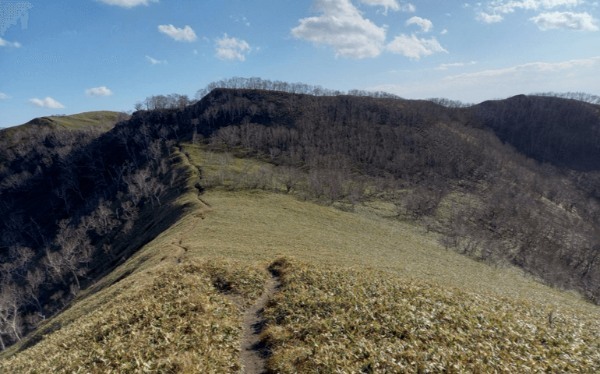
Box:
[239,272,280,374]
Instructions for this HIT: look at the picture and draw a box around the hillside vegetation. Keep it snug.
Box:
[1,186,598,371]
[1,80,600,371]
[185,88,600,302]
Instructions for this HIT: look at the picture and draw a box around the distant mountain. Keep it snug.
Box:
[0,88,599,357]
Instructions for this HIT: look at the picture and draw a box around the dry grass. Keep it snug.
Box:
[1,111,125,139]
[0,260,267,373]
[42,111,127,131]
[169,189,597,313]
[264,258,600,372]
[1,144,598,372]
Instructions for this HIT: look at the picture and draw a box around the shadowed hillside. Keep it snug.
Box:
[472,95,600,171]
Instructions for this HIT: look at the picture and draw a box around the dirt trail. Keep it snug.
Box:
[240,273,280,374]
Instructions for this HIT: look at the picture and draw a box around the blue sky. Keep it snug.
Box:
[1,0,599,127]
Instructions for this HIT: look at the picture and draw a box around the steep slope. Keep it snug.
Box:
[0,109,184,348]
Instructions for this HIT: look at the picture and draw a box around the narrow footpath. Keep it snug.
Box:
[239,273,280,374]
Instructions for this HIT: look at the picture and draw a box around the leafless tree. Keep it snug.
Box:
[0,283,23,349]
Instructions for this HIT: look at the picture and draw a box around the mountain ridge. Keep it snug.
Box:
[0,87,599,370]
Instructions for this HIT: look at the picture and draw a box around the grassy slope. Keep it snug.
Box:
[1,144,598,372]
[40,111,126,130]
[0,111,125,139]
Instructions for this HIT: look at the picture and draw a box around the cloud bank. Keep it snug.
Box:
[292,0,445,60]
[371,56,600,103]
[478,0,598,30]
[531,11,598,31]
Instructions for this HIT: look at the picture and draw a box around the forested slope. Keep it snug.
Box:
[473,95,600,171]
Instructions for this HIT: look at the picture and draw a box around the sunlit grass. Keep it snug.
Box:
[44,111,127,131]
[264,258,600,372]
[0,260,268,373]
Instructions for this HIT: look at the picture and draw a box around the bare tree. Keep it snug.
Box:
[24,268,45,317]
[0,283,23,349]
[45,220,94,292]
[123,167,166,207]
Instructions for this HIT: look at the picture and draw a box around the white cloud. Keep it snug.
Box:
[477,12,504,23]
[402,3,416,12]
[215,34,251,61]
[406,16,433,32]
[98,0,158,8]
[85,86,113,97]
[436,61,478,70]
[531,11,599,30]
[146,55,167,64]
[0,37,21,48]
[0,92,10,100]
[487,0,583,14]
[447,57,600,80]
[359,0,400,12]
[158,24,197,42]
[29,97,65,109]
[479,0,587,23]
[292,0,387,59]
[438,57,600,99]
[387,34,447,60]
[371,56,600,103]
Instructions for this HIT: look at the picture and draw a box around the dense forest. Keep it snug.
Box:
[1,79,599,350]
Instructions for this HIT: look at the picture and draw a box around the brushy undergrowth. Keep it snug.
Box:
[263,258,600,373]
[0,260,267,373]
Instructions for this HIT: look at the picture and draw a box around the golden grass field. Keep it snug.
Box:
[1,143,598,372]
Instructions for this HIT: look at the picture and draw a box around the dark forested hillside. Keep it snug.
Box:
[1,87,599,351]
[0,111,188,349]
[472,95,600,171]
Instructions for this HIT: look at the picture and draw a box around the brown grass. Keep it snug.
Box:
[1,144,598,372]
[263,258,600,372]
[0,260,267,373]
